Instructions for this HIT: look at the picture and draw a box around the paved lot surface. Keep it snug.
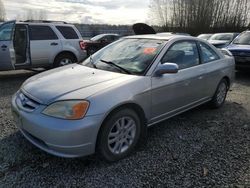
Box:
[0,70,249,188]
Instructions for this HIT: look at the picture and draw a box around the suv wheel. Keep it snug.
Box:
[54,53,76,67]
[97,109,142,162]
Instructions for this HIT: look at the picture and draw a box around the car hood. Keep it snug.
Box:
[227,44,250,51]
[208,40,229,45]
[21,64,128,105]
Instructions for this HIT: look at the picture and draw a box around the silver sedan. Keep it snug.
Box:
[12,35,235,162]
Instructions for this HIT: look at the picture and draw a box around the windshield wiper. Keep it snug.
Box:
[100,59,131,74]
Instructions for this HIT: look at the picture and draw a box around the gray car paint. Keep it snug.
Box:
[12,35,235,158]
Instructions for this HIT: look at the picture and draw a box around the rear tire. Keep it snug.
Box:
[210,79,228,108]
[97,108,143,162]
[53,53,76,67]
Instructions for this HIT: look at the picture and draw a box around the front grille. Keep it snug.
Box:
[16,92,40,112]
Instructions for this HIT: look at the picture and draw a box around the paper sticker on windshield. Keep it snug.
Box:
[143,47,157,54]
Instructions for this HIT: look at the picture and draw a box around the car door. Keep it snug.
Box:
[150,40,209,123]
[0,21,16,71]
[197,41,224,97]
[29,25,62,66]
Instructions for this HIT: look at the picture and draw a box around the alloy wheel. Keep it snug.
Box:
[107,117,136,154]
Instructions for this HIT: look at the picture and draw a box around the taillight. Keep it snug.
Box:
[79,41,86,50]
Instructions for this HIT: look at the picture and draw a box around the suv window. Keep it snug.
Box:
[29,25,58,40]
[162,41,199,69]
[199,42,220,63]
[0,22,14,41]
[56,26,79,39]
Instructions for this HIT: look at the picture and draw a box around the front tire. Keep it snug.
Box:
[97,109,142,162]
[210,79,228,108]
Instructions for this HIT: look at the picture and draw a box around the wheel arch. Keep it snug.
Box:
[53,51,78,64]
[222,76,231,89]
[95,102,147,150]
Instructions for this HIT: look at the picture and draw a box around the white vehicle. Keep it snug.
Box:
[0,20,87,71]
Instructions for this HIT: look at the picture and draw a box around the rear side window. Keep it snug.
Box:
[56,26,79,39]
[199,42,220,63]
[29,26,58,40]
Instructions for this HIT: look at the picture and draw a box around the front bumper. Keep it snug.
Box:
[234,56,250,69]
[11,93,104,158]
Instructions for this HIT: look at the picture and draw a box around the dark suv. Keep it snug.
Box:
[227,31,250,70]
[82,33,120,56]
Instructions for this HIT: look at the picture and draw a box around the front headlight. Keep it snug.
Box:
[42,100,89,120]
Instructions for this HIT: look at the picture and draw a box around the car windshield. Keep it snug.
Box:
[233,32,250,45]
[82,38,165,75]
[210,34,233,41]
[90,34,106,41]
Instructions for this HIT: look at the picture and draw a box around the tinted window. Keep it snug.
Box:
[162,41,199,69]
[29,26,58,40]
[56,26,79,39]
[107,35,119,42]
[0,22,14,41]
[199,42,220,63]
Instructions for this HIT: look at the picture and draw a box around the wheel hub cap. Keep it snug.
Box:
[108,117,136,154]
[217,82,227,104]
[60,58,72,66]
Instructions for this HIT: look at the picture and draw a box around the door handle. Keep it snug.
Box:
[1,45,7,49]
[50,42,58,46]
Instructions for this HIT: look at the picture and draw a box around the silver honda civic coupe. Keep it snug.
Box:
[12,35,235,162]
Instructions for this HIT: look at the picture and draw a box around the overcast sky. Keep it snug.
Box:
[3,0,150,25]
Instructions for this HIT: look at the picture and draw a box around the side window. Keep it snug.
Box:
[108,36,115,41]
[101,36,109,42]
[0,22,14,41]
[162,41,199,69]
[113,36,119,41]
[29,26,58,40]
[199,42,220,63]
[56,26,79,39]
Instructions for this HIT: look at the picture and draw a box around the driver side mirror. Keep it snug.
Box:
[154,63,179,76]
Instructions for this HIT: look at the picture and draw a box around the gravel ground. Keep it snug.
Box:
[0,70,249,188]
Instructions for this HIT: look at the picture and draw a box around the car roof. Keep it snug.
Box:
[198,34,213,36]
[212,32,238,35]
[16,21,75,27]
[124,34,196,41]
[94,33,120,37]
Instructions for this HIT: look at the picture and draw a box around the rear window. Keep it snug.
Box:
[56,26,79,39]
[199,42,220,63]
[29,26,58,40]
